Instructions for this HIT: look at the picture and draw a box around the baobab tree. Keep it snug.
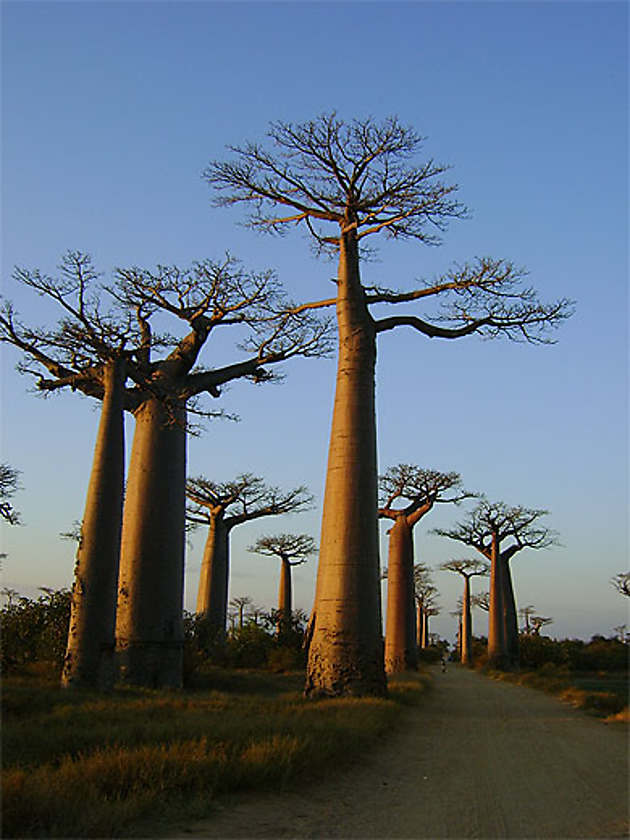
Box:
[3,251,329,690]
[0,464,21,525]
[186,474,312,637]
[112,260,328,688]
[423,605,440,649]
[379,465,470,673]
[611,572,630,597]
[248,533,317,636]
[440,558,489,665]
[414,567,438,650]
[435,499,557,669]
[519,604,537,633]
[530,615,553,635]
[0,252,153,689]
[207,113,573,697]
[472,591,490,613]
[450,597,464,659]
[230,596,254,630]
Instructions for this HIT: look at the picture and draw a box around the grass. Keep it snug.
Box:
[2,664,431,838]
[484,663,629,721]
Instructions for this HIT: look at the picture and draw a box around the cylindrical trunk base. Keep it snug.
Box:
[116,641,183,689]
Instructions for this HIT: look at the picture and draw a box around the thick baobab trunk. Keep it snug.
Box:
[461,576,473,666]
[116,398,186,688]
[502,558,520,668]
[384,516,417,673]
[62,359,125,690]
[305,231,386,698]
[278,557,292,634]
[488,532,508,669]
[195,516,230,637]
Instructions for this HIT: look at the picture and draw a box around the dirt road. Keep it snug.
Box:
[174,666,628,839]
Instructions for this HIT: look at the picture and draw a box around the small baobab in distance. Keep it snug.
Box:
[435,499,558,669]
[249,533,317,637]
[440,558,489,665]
[186,474,312,639]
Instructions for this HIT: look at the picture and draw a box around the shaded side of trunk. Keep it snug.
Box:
[195,515,230,638]
[461,576,473,666]
[502,557,520,668]
[422,613,429,648]
[115,398,186,688]
[305,231,385,698]
[278,557,292,635]
[488,532,508,669]
[62,359,125,690]
[384,516,417,673]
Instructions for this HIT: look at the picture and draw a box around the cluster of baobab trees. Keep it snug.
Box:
[2,113,574,696]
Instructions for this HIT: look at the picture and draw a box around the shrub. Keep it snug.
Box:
[1,589,71,673]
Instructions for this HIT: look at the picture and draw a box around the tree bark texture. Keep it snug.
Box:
[384,516,417,673]
[461,576,472,666]
[195,516,230,637]
[62,359,125,690]
[305,231,386,698]
[115,398,186,688]
[278,557,292,633]
[502,558,520,668]
[488,532,508,669]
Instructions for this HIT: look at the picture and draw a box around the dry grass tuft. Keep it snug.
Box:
[2,667,431,838]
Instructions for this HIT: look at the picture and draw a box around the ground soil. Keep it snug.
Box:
[171,666,628,839]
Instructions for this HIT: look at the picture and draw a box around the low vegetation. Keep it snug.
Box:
[2,623,430,838]
[473,633,628,722]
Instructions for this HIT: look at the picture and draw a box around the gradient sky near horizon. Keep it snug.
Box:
[1,1,627,643]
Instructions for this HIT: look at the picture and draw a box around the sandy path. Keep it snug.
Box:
[172,667,628,839]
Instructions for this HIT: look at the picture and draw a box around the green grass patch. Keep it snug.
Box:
[2,665,430,838]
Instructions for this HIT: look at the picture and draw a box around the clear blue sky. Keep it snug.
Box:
[1,1,627,642]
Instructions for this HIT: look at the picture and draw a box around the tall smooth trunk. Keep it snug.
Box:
[278,557,292,634]
[488,532,508,669]
[461,576,473,666]
[384,516,417,672]
[115,398,186,688]
[416,603,424,648]
[502,557,520,668]
[195,516,230,637]
[62,359,125,690]
[422,613,429,648]
[305,231,385,698]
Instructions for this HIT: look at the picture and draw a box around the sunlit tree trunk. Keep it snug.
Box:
[195,515,230,637]
[384,516,417,672]
[488,531,507,669]
[278,557,292,634]
[116,397,186,688]
[305,230,386,698]
[62,359,125,690]
[461,576,472,666]
[416,602,424,648]
[502,557,520,668]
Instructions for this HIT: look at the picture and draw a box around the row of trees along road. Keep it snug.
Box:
[1,254,330,690]
[3,114,573,696]
[435,499,558,669]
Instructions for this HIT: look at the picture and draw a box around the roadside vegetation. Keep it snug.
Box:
[1,589,430,839]
[470,633,628,721]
